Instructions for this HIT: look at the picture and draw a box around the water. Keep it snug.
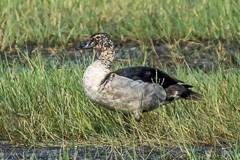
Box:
[2,42,239,71]
[0,139,237,159]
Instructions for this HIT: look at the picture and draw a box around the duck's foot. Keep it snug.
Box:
[122,112,143,140]
[123,113,132,133]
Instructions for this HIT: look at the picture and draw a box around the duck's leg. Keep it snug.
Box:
[121,111,142,139]
[123,113,132,133]
[133,110,141,122]
[123,111,141,129]
[133,110,142,138]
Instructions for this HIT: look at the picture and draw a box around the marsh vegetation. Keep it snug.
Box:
[0,0,240,159]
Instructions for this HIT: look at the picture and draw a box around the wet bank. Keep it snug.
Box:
[1,41,240,71]
[0,138,238,159]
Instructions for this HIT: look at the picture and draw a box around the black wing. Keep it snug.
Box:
[102,66,187,89]
[102,66,202,101]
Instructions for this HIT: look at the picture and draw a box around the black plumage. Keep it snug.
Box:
[102,66,202,101]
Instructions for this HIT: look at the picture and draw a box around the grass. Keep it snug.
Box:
[0,50,240,159]
[0,50,239,145]
[0,0,240,52]
[0,0,240,158]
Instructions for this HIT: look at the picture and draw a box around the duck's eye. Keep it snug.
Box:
[96,36,100,39]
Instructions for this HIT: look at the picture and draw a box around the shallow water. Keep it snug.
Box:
[0,139,237,160]
[2,42,239,71]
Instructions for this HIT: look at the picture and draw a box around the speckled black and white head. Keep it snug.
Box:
[78,33,114,51]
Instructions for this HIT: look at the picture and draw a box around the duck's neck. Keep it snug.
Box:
[98,49,115,68]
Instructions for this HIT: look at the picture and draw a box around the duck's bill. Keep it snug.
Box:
[76,39,92,50]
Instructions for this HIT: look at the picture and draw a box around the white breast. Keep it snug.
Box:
[82,60,111,102]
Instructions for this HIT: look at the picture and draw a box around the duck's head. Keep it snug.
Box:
[77,33,114,51]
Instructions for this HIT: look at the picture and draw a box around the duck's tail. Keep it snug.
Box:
[165,84,203,101]
[184,89,203,101]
